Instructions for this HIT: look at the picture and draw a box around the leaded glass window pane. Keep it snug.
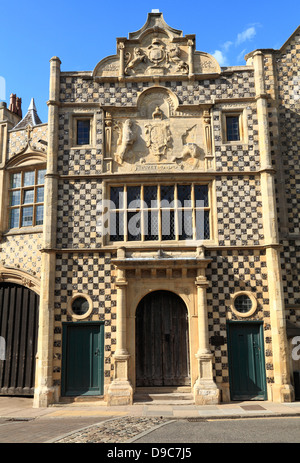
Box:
[179,209,193,240]
[160,185,174,206]
[77,120,90,145]
[144,210,159,241]
[127,211,141,241]
[23,189,34,204]
[194,185,209,207]
[110,187,124,209]
[161,209,175,240]
[11,173,21,189]
[36,205,44,225]
[10,190,20,206]
[37,186,44,203]
[226,116,240,141]
[24,171,35,187]
[37,169,46,185]
[22,206,33,227]
[110,211,124,241]
[234,294,252,313]
[144,186,157,208]
[177,185,191,207]
[195,209,210,240]
[127,186,141,209]
[10,209,20,228]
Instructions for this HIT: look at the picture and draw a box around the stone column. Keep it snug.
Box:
[107,248,133,405]
[33,57,61,408]
[253,51,294,402]
[118,42,125,80]
[194,269,220,405]
[187,39,194,77]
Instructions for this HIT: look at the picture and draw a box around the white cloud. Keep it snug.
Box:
[237,49,247,63]
[236,27,256,45]
[212,50,228,66]
[223,41,233,52]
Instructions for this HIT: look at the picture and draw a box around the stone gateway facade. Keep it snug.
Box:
[0,12,299,407]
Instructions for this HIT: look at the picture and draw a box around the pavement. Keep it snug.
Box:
[0,396,299,443]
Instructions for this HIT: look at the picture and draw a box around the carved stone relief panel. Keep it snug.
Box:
[123,34,190,77]
[92,15,221,80]
[104,88,213,173]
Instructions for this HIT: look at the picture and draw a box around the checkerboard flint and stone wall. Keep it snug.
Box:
[265,31,300,325]
[206,249,273,388]
[53,67,270,392]
[53,252,118,387]
[56,179,103,249]
[216,175,264,246]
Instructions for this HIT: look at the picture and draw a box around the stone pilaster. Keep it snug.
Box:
[193,269,220,405]
[33,56,61,408]
[253,51,294,402]
[107,248,133,406]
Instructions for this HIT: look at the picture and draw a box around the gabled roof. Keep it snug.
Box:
[13,98,42,130]
[279,24,300,52]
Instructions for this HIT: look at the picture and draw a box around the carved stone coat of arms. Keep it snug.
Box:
[145,107,172,159]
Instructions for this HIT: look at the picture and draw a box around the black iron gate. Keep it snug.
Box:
[0,283,39,396]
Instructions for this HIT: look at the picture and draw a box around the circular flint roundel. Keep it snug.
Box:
[231,292,257,318]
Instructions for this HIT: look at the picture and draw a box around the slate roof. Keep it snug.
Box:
[13,98,42,129]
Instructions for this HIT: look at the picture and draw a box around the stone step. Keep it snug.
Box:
[133,392,194,404]
[58,396,106,404]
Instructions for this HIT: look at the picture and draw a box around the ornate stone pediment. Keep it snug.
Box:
[92,12,220,79]
[103,86,214,173]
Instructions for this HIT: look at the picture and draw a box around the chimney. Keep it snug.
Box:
[16,97,22,117]
[9,93,22,117]
[9,93,17,113]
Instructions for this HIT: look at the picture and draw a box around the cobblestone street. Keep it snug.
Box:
[51,416,170,443]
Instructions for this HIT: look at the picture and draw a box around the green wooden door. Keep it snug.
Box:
[62,323,104,396]
[227,322,267,400]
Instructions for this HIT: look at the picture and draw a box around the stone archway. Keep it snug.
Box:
[135,290,190,387]
[0,282,40,396]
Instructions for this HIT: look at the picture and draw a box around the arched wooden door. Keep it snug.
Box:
[0,283,39,396]
[136,290,190,387]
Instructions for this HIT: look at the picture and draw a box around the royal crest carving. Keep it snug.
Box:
[104,86,213,174]
[144,107,172,160]
[92,12,221,79]
[147,38,166,67]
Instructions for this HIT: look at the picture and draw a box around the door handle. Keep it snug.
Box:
[94,348,100,356]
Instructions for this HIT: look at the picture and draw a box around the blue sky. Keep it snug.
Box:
[1,0,299,123]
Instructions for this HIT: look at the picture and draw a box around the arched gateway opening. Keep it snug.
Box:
[0,283,39,396]
[135,290,190,387]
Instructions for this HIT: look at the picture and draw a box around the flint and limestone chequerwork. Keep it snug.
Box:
[0,12,299,407]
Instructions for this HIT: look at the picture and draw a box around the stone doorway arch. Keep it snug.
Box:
[135,290,190,387]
